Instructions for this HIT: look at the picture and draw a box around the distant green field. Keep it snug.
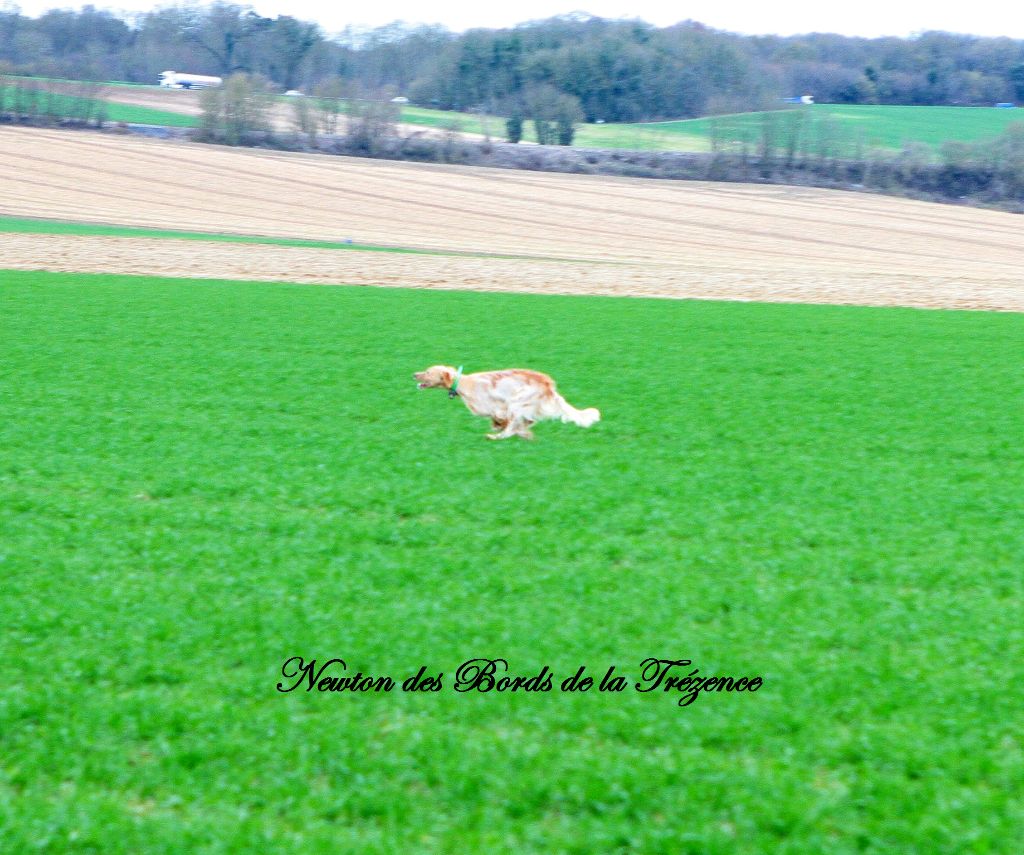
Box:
[13,72,1015,153]
[0,215,586,263]
[6,74,154,88]
[0,84,197,127]
[399,105,707,151]
[404,103,1024,153]
[658,103,1024,152]
[0,216,433,255]
[102,103,196,126]
[10,73,1022,150]
[2,270,1022,852]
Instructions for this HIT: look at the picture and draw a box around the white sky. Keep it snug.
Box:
[7,0,1024,40]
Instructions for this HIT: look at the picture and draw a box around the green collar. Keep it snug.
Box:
[448,365,464,399]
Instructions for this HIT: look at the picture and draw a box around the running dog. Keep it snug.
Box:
[413,365,601,440]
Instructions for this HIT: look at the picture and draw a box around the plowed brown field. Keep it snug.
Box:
[2,126,1023,310]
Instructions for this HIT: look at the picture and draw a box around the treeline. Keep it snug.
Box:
[6,67,1024,211]
[4,4,1024,122]
[194,73,406,152]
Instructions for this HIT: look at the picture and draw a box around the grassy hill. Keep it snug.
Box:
[399,104,707,150]
[660,103,1024,152]
[401,103,1024,153]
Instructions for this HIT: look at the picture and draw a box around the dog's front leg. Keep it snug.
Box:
[486,415,510,440]
[487,419,518,440]
[489,416,533,441]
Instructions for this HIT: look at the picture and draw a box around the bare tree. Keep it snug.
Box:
[290,94,317,143]
[263,16,320,91]
[314,75,347,136]
[525,84,583,146]
[345,90,399,154]
[199,72,273,145]
[183,3,270,76]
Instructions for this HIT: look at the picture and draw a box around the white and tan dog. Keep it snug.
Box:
[414,365,600,440]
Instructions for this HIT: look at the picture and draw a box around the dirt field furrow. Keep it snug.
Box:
[2,126,1023,311]
[4,234,1023,312]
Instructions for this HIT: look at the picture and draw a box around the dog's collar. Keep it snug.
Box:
[448,365,464,399]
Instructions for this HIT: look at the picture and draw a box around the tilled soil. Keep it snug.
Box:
[3,126,1023,311]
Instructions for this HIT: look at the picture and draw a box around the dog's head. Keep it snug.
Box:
[413,365,456,390]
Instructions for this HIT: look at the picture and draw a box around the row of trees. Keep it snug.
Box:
[0,74,109,125]
[755,31,1024,107]
[4,5,1024,122]
[196,73,405,152]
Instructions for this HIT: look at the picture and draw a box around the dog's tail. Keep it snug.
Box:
[557,396,601,428]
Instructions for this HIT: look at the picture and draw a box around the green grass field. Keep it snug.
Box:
[6,75,155,88]
[0,215,408,253]
[97,101,198,127]
[0,216,589,263]
[660,103,1024,152]
[401,103,1024,153]
[398,105,707,150]
[0,84,198,127]
[2,270,1022,852]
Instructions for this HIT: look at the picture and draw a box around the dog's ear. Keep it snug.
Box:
[440,367,454,388]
